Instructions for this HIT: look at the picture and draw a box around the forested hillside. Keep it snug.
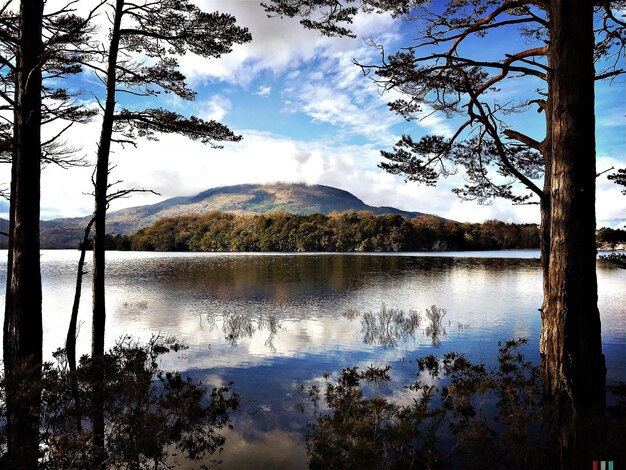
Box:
[110,211,541,252]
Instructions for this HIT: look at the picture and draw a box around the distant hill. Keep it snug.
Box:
[4,183,435,248]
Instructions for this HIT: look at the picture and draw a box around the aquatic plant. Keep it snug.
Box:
[0,335,239,469]
[301,339,626,469]
[424,305,448,347]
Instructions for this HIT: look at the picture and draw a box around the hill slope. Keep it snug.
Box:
[34,183,431,247]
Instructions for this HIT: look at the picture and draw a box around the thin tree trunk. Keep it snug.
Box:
[542,0,606,410]
[91,0,124,460]
[68,218,94,371]
[66,217,95,433]
[2,0,44,467]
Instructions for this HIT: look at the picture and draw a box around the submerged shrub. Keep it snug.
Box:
[304,364,443,469]
[0,335,239,469]
[302,339,625,469]
[360,305,422,348]
[424,305,447,346]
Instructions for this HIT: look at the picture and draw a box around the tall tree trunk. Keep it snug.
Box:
[91,0,123,460]
[2,0,44,467]
[542,0,606,410]
[539,89,552,360]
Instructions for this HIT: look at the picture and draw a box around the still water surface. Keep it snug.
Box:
[0,250,624,468]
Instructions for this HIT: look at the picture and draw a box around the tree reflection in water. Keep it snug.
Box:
[424,305,447,347]
[208,304,452,353]
[343,304,449,348]
[0,335,238,468]
[204,303,450,354]
[206,311,282,351]
[361,306,421,348]
[300,339,626,469]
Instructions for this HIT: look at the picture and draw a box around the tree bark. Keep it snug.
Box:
[91,0,124,459]
[2,0,44,467]
[539,90,552,361]
[542,0,606,410]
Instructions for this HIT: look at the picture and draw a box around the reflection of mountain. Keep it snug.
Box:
[24,183,433,248]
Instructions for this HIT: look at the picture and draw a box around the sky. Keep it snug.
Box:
[3,0,624,227]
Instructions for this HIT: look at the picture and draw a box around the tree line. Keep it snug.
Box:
[596,227,626,246]
[108,211,541,252]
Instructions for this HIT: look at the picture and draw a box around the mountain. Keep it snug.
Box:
[12,183,435,248]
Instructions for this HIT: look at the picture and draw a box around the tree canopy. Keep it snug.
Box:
[121,211,541,253]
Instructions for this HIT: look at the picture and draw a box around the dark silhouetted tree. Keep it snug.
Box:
[263,0,626,412]
[2,2,45,466]
[608,168,626,194]
[82,0,251,460]
[0,1,98,466]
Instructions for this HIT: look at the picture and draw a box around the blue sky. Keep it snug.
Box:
[10,0,624,227]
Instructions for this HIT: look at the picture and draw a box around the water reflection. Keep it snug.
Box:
[341,305,451,349]
[424,305,448,347]
[299,340,626,469]
[204,303,452,353]
[0,251,623,469]
[205,311,282,351]
[1,336,238,468]
[361,306,422,348]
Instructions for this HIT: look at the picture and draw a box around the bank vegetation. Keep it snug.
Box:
[109,211,542,252]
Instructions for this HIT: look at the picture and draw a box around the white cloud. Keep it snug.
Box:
[444,198,539,224]
[281,47,404,143]
[596,155,626,228]
[288,83,397,141]
[181,0,401,86]
[200,95,232,121]
[278,43,454,143]
[179,1,325,85]
[256,85,272,97]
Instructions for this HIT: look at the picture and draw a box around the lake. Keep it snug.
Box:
[0,250,624,468]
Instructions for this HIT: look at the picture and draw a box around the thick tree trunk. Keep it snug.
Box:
[91,0,124,459]
[2,0,44,467]
[539,91,552,357]
[542,0,606,410]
